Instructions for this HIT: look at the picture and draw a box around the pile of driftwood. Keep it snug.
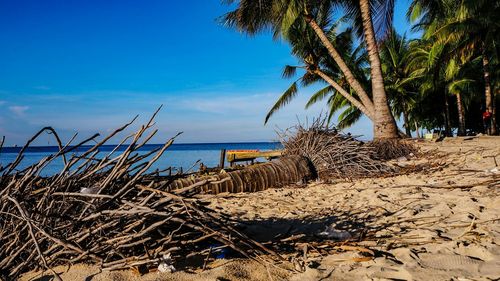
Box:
[0,111,286,280]
[278,118,398,180]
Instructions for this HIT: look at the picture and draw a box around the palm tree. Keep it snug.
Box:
[379,31,419,137]
[222,0,400,139]
[407,35,485,137]
[407,39,454,136]
[306,44,369,129]
[344,0,399,138]
[441,0,499,135]
[264,18,372,129]
[444,56,480,136]
[409,0,499,134]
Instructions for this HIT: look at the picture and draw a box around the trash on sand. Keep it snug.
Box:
[158,253,176,273]
[206,243,229,259]
[80,186,98,194]
[484,167,499,174]
[397,156,408,162]
[318,225,352,240]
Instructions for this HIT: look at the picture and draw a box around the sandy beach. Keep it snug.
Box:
[20,137,500,281]
[3,0,499,279]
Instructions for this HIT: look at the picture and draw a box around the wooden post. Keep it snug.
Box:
[219,149,226,168]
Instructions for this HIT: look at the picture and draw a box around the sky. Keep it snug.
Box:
[0,0,413,146]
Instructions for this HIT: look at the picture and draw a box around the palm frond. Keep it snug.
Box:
[280,0,302,38]
[282,65,298,79]
[372,0,395,41]
[264,81,299,124]
[337,105,363,129]
[305,85,333,108]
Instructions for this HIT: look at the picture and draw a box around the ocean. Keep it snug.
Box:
[0,142,282,177]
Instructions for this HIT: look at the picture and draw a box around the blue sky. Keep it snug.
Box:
[0,0,413,146]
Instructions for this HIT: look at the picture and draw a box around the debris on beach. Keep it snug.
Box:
[370,138,418,160]
[157,253,176,273]
[317,225,352,241]
[0,110,286,280]
[278,118,398,180]
[167,155,315,194]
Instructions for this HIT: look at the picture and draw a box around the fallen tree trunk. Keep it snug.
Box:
[168,155,316,194]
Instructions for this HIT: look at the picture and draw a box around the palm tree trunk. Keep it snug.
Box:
[358,0,399,139]
[315,70,375,120]
[402,107,412,137]
[414,121,421,138]
[305,16,375,117]
[444,93,452,136]
[482,51,497,135]
[456,92,466,136]
[168,156,314,194]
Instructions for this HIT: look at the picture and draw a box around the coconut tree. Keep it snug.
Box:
[437,0,499,135]
[222,0,400,139]
[407,39,454,136]
[443,55,481,136]
[409,0,499,134]
[304,40,369,130]
[264,17,372,129]
[342,0,399,138]
[407,35,484,136]
[379,31,419,137]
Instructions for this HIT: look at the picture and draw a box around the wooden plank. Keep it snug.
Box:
[219,149,226,168]
[227,150,282,162]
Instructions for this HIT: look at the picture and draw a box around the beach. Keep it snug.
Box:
[3,0,499,280]
[20,136,500,281]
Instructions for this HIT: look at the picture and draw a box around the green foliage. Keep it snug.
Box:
[262,11,369,127]
[265,81,299,124]
[222,0,499,135]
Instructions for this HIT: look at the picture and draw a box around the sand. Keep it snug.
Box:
[20,136,500,281]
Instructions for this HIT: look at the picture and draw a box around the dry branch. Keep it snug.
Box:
[0,110,286,279]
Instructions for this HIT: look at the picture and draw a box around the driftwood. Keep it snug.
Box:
[168,155,315,194]
[0,110,288,280]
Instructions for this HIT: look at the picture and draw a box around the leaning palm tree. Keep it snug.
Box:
[221,0,400,139]
[264,18,371,129]
[307,44,370,129]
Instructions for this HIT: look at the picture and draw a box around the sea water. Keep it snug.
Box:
[0,142,282,177]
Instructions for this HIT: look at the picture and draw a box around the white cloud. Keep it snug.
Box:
[177,93,278,115]
[0,88,374,145]
[9,105,29,117]
[0,100,6,106]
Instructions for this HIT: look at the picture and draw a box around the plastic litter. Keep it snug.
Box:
[484,167,499,174]
[318,225,352,240]
[158,253,176,273]
[80,187,98,194]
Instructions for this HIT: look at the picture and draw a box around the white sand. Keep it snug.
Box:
[21,136,500,281]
